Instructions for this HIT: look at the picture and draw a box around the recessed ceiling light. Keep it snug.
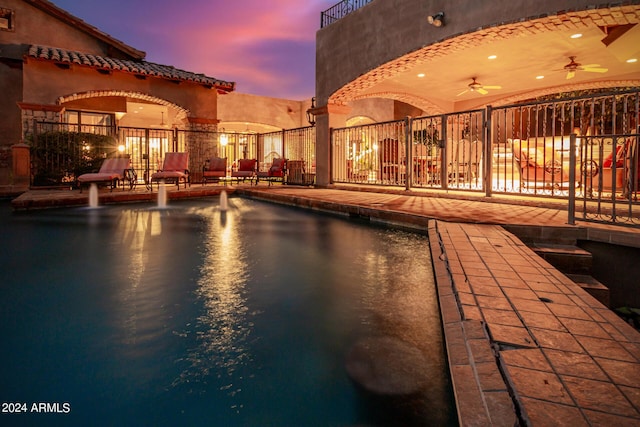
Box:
[417,73,426,78]
[488,55,497,60]
[536,75,545,80]
[627,58,638,63]
[570,33,582,39]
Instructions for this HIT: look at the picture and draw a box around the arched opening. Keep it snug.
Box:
[57,91,189,130]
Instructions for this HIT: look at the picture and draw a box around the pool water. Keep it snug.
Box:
[0,198,455,426]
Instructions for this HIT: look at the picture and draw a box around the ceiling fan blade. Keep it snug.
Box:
[580,63,601,68]
[566,70,575,80]
[583,67,608,73]
[483,85,501,90]
[457,89,469,96]
[477,88,488,95]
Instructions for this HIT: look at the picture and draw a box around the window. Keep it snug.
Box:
[65,111,114,135]
[0,8,14,31]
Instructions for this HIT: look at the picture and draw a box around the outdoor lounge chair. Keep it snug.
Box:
[202,156,227,184]
[510,139,571,189]
[230,159,257,185]
[257,157,287,185]
[77,157,132,192]
[593,137,639,197]
[150,152,190,190]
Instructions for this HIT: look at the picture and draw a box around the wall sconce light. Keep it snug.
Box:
[427,12,445,27]
[306,97,316,127]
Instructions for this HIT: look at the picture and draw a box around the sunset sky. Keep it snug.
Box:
[50,0,337,100]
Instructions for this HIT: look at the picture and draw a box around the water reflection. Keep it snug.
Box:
[346,230,454,426]
[113,209,160,345]
[0,200,455,425]
[174,204,253,406]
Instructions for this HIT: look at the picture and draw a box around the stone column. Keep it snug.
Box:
[314,102,350,187]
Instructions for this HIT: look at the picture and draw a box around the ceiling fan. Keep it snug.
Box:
[563,56,608,79]
[457,77,501,96]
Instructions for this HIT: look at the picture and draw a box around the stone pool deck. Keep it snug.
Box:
[7,184,640,426]
[430,222,640,426]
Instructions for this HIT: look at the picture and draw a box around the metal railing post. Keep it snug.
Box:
[568,133,577,225]
[440,116,448,190]
[405,116,411,191]
[485,106,493,197]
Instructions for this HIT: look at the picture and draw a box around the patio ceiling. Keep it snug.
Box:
[345,21,640,114]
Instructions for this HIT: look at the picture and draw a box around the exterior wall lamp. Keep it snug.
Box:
[306,97,316,126]
[427,12,445,27]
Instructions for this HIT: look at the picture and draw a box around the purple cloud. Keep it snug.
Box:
[50,0,338,100]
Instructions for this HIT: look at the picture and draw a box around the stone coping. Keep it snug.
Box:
[429,221,640,426]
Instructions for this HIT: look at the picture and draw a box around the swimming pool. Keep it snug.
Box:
[0,197,455,426]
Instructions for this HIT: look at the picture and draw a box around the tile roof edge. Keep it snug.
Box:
[26,45,235,93]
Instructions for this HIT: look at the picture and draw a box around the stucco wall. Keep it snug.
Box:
[218,92,310,130]
[22,60,218,120]
[316,0,617,105]
[0,62,23,145]
[0,0,124,60]
[346,98,423,123]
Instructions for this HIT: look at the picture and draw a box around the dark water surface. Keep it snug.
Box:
[0,198,455,426]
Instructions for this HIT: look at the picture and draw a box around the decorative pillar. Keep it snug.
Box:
[313,102,350,187]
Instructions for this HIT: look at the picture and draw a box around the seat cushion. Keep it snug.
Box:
[203,170,226,177]
[208,157,226,172]
[152,171,187,180]
[237,159,257,172]
[162,152,189,172]
[232,171,254,178]
[78,172,121,183]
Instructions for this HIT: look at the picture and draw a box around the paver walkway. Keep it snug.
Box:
[431,222,640,426]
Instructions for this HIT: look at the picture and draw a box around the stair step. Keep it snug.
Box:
[567,274,610,308]
[531,244,592,275]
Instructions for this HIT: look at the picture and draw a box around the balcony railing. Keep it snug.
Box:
[321,0,374,28]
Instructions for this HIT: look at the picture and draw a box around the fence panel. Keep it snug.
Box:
[444,110,485,191]
[30,121,116,187]
[490,90,640,200]
[575,133,639,226]
[410,116,443,188]
[119,127,176,185]
[321,0,374,27]
[284,127,316,185]
[332,120,406,185]
[258,131,284,173]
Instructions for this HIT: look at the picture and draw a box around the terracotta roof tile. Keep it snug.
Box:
[27,45,235,93]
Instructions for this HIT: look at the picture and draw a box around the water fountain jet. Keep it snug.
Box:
[220,190,228,212]
[88,183,99,208]
[157,181,167,209]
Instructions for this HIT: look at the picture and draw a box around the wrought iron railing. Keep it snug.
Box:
[321,0,374,28]
[29,122,116,187]
[331,89,640,227]
[573,132,639,226]
[259,127,316,185]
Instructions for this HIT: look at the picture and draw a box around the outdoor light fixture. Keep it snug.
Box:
[306,97,316,126]
[427,12,445,27]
